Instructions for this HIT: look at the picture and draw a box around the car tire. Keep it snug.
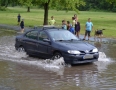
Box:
[17,46,25,52]
[51,52,62,60]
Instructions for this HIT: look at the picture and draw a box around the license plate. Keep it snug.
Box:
[83,54,93,59]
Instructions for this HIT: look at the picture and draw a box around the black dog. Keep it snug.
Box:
[94,29,105,42]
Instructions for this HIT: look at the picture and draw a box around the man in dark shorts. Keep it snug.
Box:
[83,18,93,40]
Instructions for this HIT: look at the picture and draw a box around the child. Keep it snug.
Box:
[67,21,75,34]
[49,16,56,25]
[72,17,75,28]
[17,13,21,25]
[20,19,24,33]
[75,19,81,38]
[74,14,78,21]
[83,18,93,40]
[62,20,67,30]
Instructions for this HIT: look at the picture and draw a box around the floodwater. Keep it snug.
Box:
[0,34,116,90]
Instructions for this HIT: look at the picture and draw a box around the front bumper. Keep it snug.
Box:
[63,53,99,64]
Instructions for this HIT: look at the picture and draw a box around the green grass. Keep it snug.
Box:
[0,7,116,38]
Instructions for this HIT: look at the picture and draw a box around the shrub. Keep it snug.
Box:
[0,6,6,11]
[112,8,116,12]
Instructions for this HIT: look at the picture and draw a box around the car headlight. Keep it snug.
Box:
[68,50,81,54]
[92,48,98,53]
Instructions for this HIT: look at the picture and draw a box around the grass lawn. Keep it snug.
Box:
[0,7,116,38]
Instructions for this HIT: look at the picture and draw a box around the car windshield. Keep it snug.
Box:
[48,30,79,41]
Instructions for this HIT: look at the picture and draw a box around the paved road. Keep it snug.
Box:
[0,24,31,31]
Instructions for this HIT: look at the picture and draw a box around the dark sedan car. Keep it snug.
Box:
[15,27,99,64]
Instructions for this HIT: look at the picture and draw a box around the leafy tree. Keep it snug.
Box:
[0,0,9,7]
[18,0,33,12]
[0,0,14,10]
[11,0,20,7]
[106,0,116,4]
[33,0,85,25]
[106,0,116,11]
[79,0,115,11]
[0,0,19,7]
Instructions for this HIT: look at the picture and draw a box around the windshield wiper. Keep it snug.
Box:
[56,40,64,41]
[68,39,77,41]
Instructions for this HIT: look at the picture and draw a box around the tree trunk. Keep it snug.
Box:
[43,3,49,25]
[27,7,30,12]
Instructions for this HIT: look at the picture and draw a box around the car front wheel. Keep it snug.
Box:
[17,46,25,52]
[51,52,62,60]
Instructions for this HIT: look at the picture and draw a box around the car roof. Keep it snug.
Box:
[33,26,64,32]
[24,26,66,34]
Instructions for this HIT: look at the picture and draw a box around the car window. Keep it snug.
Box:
[25,30,38,40]
[48,30,78,41]
[38,31,49,41]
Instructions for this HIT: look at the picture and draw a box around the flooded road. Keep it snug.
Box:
[0,33,116,90]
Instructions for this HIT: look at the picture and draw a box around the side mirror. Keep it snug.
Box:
[43,39,51,43]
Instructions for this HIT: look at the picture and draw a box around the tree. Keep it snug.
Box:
[78,0,116,11]
[18,0,33,12]
[106,0,116,4]
[106,0,116,8]
[0,0,10,7]
[34,0,85,25]
[106,0,116,11]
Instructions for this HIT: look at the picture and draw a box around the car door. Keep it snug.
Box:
[37,31,52,58]
[23,30,38,55]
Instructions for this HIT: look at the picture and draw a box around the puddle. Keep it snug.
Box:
[0,36,114,74]
[1,36,116,90]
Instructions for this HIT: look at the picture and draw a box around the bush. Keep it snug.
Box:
[0,6,6,11]
[112,8,116,12]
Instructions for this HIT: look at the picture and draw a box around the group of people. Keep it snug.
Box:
[17,13,93,40]
[62,14,81,39]
[49,14,93,40]
[17,13,24,33]
[49,14,81,38]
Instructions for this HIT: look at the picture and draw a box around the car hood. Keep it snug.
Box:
[55,41,95,51]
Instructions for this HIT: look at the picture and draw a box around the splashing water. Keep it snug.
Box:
[98,52,110,62]
[0,36,67,75]
[95,52,112,72]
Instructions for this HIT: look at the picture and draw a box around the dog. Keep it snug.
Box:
[94,29,105,42]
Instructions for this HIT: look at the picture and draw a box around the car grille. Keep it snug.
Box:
[80,50,95,55]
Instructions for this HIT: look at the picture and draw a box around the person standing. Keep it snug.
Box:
[49,16,56,25]
[17,13,21,25]
[75,19,80,38]
[67,21,75,34]
[74,14,78,21]
[20,19,24,33]
[62,20,67,30]
[83,18,93,40]
[72,17,75,28]
[67,21,70,30]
